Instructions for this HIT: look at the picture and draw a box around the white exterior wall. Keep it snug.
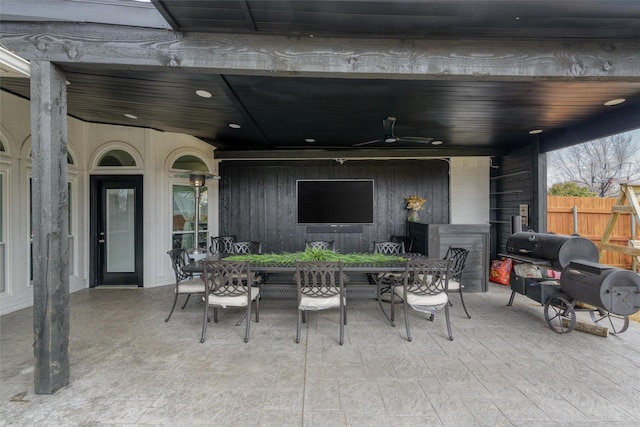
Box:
[0,90,218,314]
[449,157,491,224]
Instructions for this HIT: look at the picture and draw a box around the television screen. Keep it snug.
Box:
[297,179,374,224]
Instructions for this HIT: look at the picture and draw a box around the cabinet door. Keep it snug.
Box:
[406,221,428,255]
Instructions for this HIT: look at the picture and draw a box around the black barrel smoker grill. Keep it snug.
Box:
[503,232,640,334]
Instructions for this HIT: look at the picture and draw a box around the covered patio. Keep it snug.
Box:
[2,283,639,425]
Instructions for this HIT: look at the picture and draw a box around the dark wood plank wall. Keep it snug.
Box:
[219,159,449,253]
[490,145,536,259]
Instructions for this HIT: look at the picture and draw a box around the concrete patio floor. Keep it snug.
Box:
[1,282,639,426]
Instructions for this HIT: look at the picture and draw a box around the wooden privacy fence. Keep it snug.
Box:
[547,196,639,269]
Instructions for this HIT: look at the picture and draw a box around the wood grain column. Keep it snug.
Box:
[30,60,70,394]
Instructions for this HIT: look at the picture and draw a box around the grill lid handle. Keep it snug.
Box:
[567,269,587,278]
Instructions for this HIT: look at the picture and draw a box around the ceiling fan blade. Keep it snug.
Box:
[398,136,435,144]
[352,139,382,147]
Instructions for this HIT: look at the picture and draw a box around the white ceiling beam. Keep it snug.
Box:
[0,44,30,77]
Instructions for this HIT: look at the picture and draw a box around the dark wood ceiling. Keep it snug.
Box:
[152,0,640,39]
[1,0,640,157]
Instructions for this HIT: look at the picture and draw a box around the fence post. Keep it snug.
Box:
[572,205,578,235]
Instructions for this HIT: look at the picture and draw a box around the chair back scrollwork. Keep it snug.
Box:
[374,241,405,254]
[444,247,469,281]
[233,241,263,254]
[167,248,192,282]
[305,240,335,251]
[209,235,236,254]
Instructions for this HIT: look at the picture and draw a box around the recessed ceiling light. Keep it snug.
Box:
[431,140,443,145]
[196,89,212,98]
[228,123,241,129]
[305,138,316,143]
[124,113,138,119]
[604,98,625,106]
[529,129,543,135]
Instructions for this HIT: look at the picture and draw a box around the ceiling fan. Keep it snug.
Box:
[352,116,435,147]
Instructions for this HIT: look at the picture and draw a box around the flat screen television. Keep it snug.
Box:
[297,179,374,224]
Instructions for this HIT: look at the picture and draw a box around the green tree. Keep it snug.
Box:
[548,182,597,197]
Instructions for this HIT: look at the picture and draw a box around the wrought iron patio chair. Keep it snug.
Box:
[294,261,347,345]
[444,246,471,319]
[391,259,453,341]
[209,235,236,254]
[233,240,263,254]
[165,248,205,322]
[372,241,405,307]
[374,241,405,254]
[200,260,260,343]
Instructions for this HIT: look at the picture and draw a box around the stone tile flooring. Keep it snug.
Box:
[1,283,639,426]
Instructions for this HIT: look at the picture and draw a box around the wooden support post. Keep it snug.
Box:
[30,60,70,394]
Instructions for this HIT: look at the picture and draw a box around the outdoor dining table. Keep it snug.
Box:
[182,252,427,325]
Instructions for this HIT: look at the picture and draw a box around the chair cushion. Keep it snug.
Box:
[394,286,449,307]
[299,292,344,311]
[177,278,205,294]
[447,280,461,291]
[206,286,259,308]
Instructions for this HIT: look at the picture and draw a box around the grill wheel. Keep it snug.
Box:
[544,296,576,334]
[589,309,630,334]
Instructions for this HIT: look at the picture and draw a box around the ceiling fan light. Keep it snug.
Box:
[431,140,443,145]
[385,137,397,143]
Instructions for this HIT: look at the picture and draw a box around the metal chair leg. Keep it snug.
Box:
[403,300,412,342]
[200,305,209,343]
[444,303,453,341]
[339,306,344,345]
[459,291,471,319]
[165,292,179,322]
[244,304,251,343]
[180,293,191,309]
[377,280,395,326]
[235,311,247,326]
[296,309,303,343]
[255,295,260,322]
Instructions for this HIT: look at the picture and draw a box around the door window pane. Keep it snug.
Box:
[106,188,135,272]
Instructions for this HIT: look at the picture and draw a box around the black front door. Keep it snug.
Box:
[90,175,143,287]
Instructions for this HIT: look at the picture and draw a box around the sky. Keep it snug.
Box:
[546,128,640,188]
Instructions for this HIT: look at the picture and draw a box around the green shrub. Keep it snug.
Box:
[548,182,597,197]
